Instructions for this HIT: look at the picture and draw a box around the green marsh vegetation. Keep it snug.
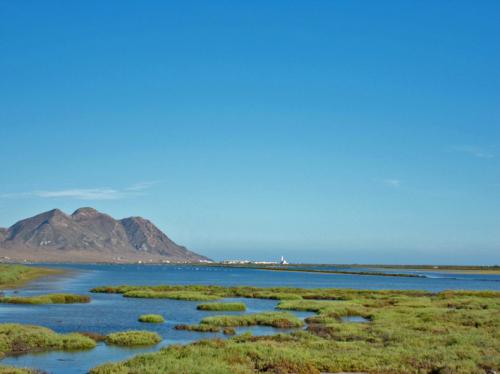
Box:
[91,285,500,373]
[91,284,433,301]
[201,312,304,329]
[0,366,33,373]
[174,325,237,335]
[222,327,236,335]
[175,312,302,333]
[138,314,165,323]
[0,324,96,358]
[78,332,106,342]
[197,302,246,311]
[0,293,90,305]
[175,324,222,333]
[122,289,220,301]
[0,265,90,372]
[105,331,162,346]
[0,264,62,289]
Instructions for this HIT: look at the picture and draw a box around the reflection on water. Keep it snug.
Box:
[1,264,499,373]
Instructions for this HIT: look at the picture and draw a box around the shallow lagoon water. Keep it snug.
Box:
[1,264,500,373]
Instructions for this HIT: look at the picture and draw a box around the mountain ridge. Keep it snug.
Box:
[0,208,210,263]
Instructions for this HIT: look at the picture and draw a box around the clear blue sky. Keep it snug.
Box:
[1,1,499,264]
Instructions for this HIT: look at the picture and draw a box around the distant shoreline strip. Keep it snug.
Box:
[246,267,427,278]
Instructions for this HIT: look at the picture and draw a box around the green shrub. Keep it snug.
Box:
[197,302,246,311]
[0,293,90,305]
[138,314,165,323]
[105,331,162,346]
[0,323,96,357]
[222,327,236,335]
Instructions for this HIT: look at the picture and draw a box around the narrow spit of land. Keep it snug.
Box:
[206,263,500,275]
[357,264,500,274]
[252,267,425,277]
[0,264,64,289]
[196,264,424,278]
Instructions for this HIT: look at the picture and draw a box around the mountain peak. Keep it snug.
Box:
[19,208,68,226]
[72,207,100,219]
[33,208,69,224]
[46,208,66,216]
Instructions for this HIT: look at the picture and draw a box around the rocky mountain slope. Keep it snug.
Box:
[0,208,210,263]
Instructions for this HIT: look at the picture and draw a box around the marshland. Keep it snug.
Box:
[0,263,498,373]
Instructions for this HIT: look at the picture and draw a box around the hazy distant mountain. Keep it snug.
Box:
[0,208,210,263]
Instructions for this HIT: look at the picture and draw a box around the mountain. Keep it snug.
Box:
[0,208,211,263]
[0,228,6,242]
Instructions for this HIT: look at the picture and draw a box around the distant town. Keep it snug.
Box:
[221,256,289,265]
[0,255,290,265]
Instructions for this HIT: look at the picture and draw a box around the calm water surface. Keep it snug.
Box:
[1,264,499,373]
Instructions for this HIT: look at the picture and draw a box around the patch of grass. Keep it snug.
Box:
[123,290,220,301]
[0,293,90,305]
[201,312,304,329]
[90,285,500,374]
[0,323,96,358]
[0,366,34,373]
[174,324,221,333]
[78,332,106,342]
[105,331,162,346]
[138,314,165,323]
[252,292,303,300]
[278,299,371,321]
[277,299,338,313]
[0,264,63,289]
[197,302,246,311]
[222,327,236,336]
